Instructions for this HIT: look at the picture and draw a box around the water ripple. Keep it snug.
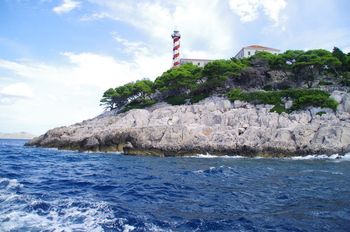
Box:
[0,139,350,231]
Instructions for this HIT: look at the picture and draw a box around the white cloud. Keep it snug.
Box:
[53,0,80,14]
[0,45,171,134]
[261,0,287,25]
[228,0,287,28]
[80,12,114,21]
[86,0,238,58]
[112,33,150,56]
[0,83,33,98]
[60,52,139,89]
[343,47,350,54]
[228,0,260,22]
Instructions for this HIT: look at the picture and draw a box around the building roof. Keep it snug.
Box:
[244,45,280,52]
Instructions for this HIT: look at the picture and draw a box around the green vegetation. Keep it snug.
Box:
[316,111,327,116]
[101,47,349,112]
[154,63,202,96]
[319,80,333,85]
[341,72,350,86]
[100,79,154,110]
[227,88,338,113]
[122,99,156,112]
[101,59,247,110]
[165,95,187,105]
[199,59,247,92]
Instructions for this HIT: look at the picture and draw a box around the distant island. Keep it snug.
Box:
[26,48,350,157]
[1,132,35,140]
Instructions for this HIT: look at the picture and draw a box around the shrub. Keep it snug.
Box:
[316,111,326,116]
[226,88,243,101]
[241,91,281,105]
[227,88,338,113]
[166,95,188,105]
[319,80,333,85]
[263,85,273,91]
[340,72,350,86]
[190,93,210,104]
[271,104,286,113]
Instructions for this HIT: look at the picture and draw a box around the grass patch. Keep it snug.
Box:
[227,88,338,113]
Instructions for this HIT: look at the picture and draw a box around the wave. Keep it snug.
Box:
[0,177,23,190]
[301,169,344,175]
[0,177,172,232]
[0,177,116,232]
[193,165,240,177]
[288,153,350,161]
[186,153,350,161]
[187,153,244,159]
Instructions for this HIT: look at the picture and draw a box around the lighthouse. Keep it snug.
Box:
[171,30,181,68]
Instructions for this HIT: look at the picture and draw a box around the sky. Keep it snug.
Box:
[0,0,349,135]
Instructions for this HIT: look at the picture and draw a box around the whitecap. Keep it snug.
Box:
[340,153,350,161]
[288,153,350,161]
[144,223,172,232]
[0,178,117,232]
[186,153,244,159]
[123,224,136,232]
[193,170,204,174]
[0,177,23,190]
[186,152,350,161]
[329,153,350,163]
[275,152,350,161]
[301,169,343,175]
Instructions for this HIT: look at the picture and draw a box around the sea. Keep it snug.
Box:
[0,139,349,232]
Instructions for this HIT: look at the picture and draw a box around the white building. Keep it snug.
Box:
[234,45,280,59]
[180,58,213,68]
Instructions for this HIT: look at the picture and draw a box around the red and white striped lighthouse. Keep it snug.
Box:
[171,30,181,68]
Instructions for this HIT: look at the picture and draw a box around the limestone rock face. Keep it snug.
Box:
[332,91,350,113]
[26,92,350,157]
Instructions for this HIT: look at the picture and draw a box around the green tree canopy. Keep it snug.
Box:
[154,63,202,95]
[290,49,341,86]
[100,79,154,110]
[200,59,247,92]
[332,47,349,71]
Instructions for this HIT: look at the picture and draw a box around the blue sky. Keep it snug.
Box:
[0,0,349,135]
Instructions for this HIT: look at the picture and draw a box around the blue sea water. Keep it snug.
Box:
[0,139,350,232]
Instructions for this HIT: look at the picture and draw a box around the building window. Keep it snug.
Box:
[197,62,200,66]
[248,51,251,56]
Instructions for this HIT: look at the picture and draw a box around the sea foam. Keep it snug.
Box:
[186,153,350,161]
[0,177,117,232]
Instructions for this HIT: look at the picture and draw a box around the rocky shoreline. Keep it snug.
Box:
[26,91,350,157]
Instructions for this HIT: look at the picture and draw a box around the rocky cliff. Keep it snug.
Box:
[26,91,350,157]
